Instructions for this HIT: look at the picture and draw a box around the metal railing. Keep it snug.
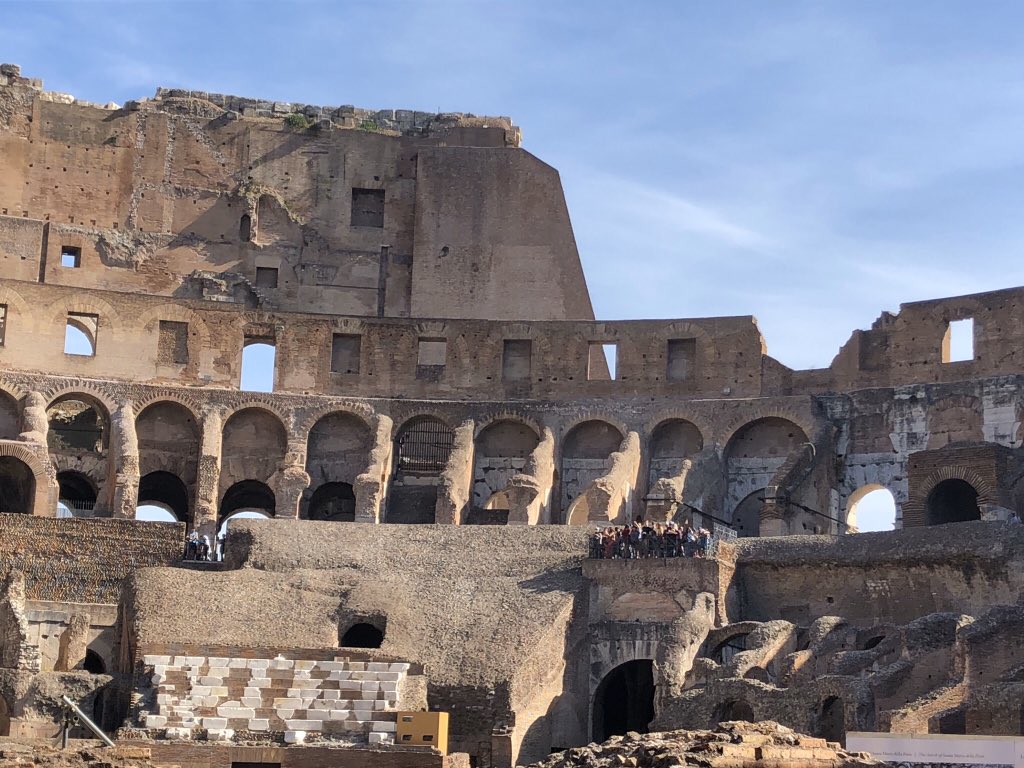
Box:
[56,499,96,518]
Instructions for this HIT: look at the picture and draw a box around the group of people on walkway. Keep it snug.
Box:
[184,530,225,562]
[589,517,713,559]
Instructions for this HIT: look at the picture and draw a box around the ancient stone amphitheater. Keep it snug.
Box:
[1,62,1024,768]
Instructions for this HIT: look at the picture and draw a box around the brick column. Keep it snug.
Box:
[110,402,140,519]
[274,437,310,519]
[193,407,223,537]
[354,414,393,523]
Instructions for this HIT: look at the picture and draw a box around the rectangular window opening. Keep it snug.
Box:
[666,338,696,381]
[587,342,617,381]
[502,339,532,382]
[158,320,189,365]
[331,333,362,374]
[241,336,276,392]
[351,188,385,228]
[255,266,279,289]
[65,313,98,356]
[0,304,7,346]
[60,246,81,268]
[417,337,447,381]
[943,318,974,363]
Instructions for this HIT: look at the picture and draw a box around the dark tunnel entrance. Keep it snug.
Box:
[592,660,655,742]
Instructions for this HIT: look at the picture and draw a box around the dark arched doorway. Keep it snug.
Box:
[308,482,356,522]
[83,649,106,674]
[592,660,655,742]
[340,622,384,648]
[0,694,9,737]
[926,479,980,525]
[817,696,845,745]
[713,699,755,725]
[220,480,275,520]
[56,470,97,516]
[138,471,190,524]
[0,456,35,513]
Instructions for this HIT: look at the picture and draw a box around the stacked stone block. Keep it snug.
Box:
[141,653,412,745]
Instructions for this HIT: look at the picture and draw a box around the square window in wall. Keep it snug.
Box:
[65,312,98,356]
[942,318,974,363]
[587,342,617,381]
[666,338,697,381]
[158,320,189,365]
[502,339,532,381]
[351,188,385,228]
[255,267,279,289]
[331,333,362,374]
[0,304,7,346]
[417,337,447,380]
[60,246,81,268]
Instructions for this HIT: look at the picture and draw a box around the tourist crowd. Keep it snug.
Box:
[184,530,225,562]
[589,518,713,559]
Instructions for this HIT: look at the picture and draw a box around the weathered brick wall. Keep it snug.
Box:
[146,741,448,768]
[0,513,184,603]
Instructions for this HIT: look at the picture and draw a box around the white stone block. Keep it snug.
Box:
[207,728,234,742]
[294,659,316,670]
[292,679,320,690]
[241,697,262,708]
[243,687,263,698]
[329,709,352,721]
[285,719,322,731]
[347,662,365,671]
[156,694,172,706]
[185,656,206,667]
[227,658,248,668]
[190,685,212,697]
[208,666,230,678]
[353,711,371,722]
[380,681,399,692]
[277,709,295,720]
[208,657,230,667]
[201,696,221,708]
[284,730,306,744]
[351,671,373,680]
[217,706,255,719]
[202,717,227,730]
[172,656,188,667]
[367,662,389,672]
[144,655,172,666]
[249,719,270,731]
[323,689,340,700]
[165,727,193,741]
[372,720,397,733]
[273,697,303,709]
[316,661,347,672]
[247,658,271,669]
[361,681,379,692]
[373,700,387,711]
[199,676,223,687]
[248,677,271,687]
[210,686,229,697]
[151,673,165,685]
[353,701,374,712]
[293,669,311,680]
[369,731,394,744]
[388,663,410,673]
[307,709,330,720]
[328,670,351,681]
[270,657,294,670]
[377,672,401,682]
[144,715,167,728]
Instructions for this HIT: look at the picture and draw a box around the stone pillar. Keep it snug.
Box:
[435,419,475,525]
[55,613,90,671]
[193,407,223,537]
[109,402,140,519]
[355,414,393,523]
[274,438,310,519]
[18,391,48,444]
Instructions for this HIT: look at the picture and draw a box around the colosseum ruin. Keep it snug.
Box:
[2,62,1024,768]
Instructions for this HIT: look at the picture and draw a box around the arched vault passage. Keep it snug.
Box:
[560,420,624,517]
[0,456,35,513]
[138,471,190,524]
[846,485,896,532]
[220,480,275,519]
[926,479,980,526]
[591,660,655,743]
[472,419,540,518]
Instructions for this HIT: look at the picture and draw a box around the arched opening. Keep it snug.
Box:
[138,471,189,524]
[221,408,287,500]
[304,412,371,519]
[239,213,252,242]
[648,419,703,487]
[560,420,624,519]
[731,489,763,538]
[47,395,108,453]
[592,660,655,742]
[83,649,106,674]
[218,509,271,539]
[388,416,455,524]
[471,420,540,523]
[861,635,885,651]
[135,503,178,523]
[744,667,772,684]
[240,341,276,393]
[0,456,35,513]
[340,622,384,649]
[708,633,749,666]
[817,696,845,745]
[0,695,9,737]
[56,470,97,517]
[0,392,20,439]
[220,480,275,520]
[926,479,980,525]
[136,402,199,512]
[307,482,356,522]
[725,418,807,460]
[713,699,755,725]
[64,314,97,356]
[846,486,896,532]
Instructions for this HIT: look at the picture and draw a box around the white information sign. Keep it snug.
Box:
[848,732,1024,768]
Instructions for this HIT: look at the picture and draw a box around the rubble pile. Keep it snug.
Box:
[526,722,886,768]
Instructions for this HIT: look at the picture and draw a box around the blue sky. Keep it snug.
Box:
[4,0,1023,373]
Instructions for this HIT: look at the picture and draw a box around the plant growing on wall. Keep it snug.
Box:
[284,112,310,130]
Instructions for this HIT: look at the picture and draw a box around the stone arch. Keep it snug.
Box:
[647,418,705,490]
[46,393,111,453]
[905,466,996,527]
[221,397,292,430]
[220,479,276,519]
[592,660,655,742]
[712,698,755,725]
[296,401,375,437]
[136,401,200,494]
[845,484,897,532]
[45,295,121,354]
[724,417,809,459]
[471,418,541,523]
[731,489,763,537]
[0,389,20,439]
[387,415,455,524]
[303,410,373,519]
[57,469,98,516]
[307,481,356,521]
[816,695,846,744]
[0,455,35,513]
[138,471,191,524]
[220,407,288,495]
[0,442,54,516]
[0,284,34,341]
[560,419,625,518]
[926,479,981,525]
[716,409,815,451]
